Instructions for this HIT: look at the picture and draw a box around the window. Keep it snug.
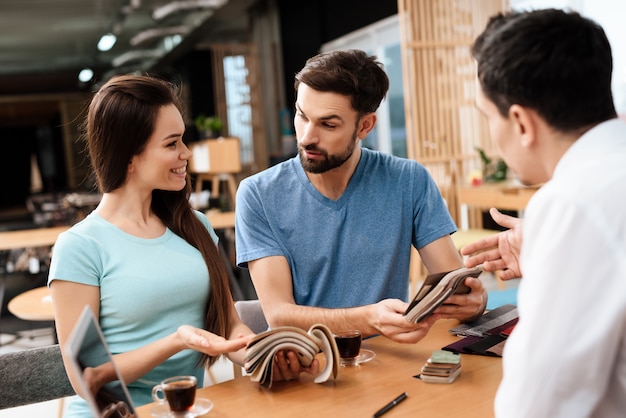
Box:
[223,55,254,164]
[210,43,265,168]
[321,15,407,157]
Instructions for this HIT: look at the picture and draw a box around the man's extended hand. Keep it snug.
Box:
[461,208,523,280]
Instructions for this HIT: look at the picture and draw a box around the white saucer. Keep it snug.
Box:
[150,398,214,417]
[357,349,376,364]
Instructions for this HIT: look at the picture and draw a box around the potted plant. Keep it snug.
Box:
[475,147,508,183]
[194,114,223,138]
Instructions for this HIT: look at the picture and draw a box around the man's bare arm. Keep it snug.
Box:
[248,256,434,344]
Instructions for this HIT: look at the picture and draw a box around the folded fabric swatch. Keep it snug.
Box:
[244,323,339,389]
[442,334,506,357]
[443,305,520,357]
[485,317,518,336]
[449,304,518,337]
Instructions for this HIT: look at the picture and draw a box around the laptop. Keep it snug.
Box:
[64,305,137,418]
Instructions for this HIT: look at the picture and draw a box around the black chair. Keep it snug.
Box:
[0,344,75,413]
[0,276,17,346]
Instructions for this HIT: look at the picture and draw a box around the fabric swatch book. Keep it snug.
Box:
[244,323,339,389]
[404,266,483,323]
[443,304,519,357]
[449,303,518,337]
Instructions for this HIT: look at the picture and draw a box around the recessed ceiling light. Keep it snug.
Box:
[97,33,117,52]
[78,68,94,83]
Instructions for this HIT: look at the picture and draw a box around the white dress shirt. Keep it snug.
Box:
[495,119,626,417]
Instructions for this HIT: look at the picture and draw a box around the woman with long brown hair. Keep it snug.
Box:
[49,75,315,416]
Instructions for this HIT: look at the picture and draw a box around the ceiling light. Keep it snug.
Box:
[78,68,94,83]
[97,33,117,52]
[163,34,183,51]
[130,26,190,46]
[112,50,162,67]
[152,0,227,21]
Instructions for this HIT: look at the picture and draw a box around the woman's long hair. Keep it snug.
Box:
[85,74,232,367]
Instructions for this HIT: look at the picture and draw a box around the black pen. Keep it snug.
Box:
[373,392,408,418]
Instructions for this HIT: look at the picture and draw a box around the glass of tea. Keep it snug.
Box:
[151,375,197,414]
[334,330,362,367]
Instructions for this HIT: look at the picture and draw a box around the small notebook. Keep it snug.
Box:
[65,306,137,417]
[405,266,483,323]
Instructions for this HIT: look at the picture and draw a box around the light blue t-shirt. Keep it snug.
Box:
[235,147,456,307]
[48,210,217,414]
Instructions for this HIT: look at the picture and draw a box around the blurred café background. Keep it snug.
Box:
[0,0,624,414]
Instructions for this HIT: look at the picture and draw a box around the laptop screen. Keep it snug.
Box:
[65,306,137,418]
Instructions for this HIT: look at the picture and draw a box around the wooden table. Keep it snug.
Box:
[206,210,235,230]
[7,286,54,321]
[0,225,69,251]
[457,182,538,230]
[136,319,501,418]
[1,225,66,327]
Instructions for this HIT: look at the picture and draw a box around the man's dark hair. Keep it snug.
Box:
[294,49,389,116]
[472,8,616,132]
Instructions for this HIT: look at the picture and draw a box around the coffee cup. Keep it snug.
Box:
[334,330,362,367]
[151,375,197,413]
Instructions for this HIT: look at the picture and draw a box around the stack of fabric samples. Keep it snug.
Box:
[418,350,461,384]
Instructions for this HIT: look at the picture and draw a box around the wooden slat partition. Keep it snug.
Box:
[398,0,509,225]
[398,0,509,290]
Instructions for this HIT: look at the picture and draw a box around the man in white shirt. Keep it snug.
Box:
[466,8,626,417]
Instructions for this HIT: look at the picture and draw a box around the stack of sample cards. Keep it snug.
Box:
[419,350,461,384]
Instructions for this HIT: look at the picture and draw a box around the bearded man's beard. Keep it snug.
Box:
[298,132,358,174]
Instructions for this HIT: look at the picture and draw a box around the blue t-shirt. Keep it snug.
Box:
[235,147,456,307]
[48,210,217,414]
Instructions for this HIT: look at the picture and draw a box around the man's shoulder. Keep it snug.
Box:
[239,157,301,201]
[362,148,426,174]
[243,158,296,184]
